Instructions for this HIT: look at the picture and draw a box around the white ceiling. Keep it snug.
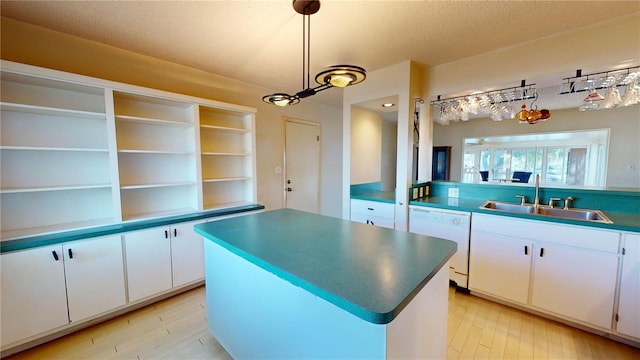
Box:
[2,1,639,108]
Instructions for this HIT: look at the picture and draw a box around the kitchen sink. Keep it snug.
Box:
[479,201,613,223]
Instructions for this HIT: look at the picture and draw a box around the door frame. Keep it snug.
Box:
[282,117,321,213]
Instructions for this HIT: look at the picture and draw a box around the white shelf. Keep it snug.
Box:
[1,218,116,241]
[1,102,106,119]
[203,200,255,211]
[121,208,199,222]
[200,124,250,133]
[118,149,194,155]
[203,177,251,183]
[1,146,109,152]
[116,114,193,127]
[201,151,250,156]
[120,182,198,190]
[1,184,112,194]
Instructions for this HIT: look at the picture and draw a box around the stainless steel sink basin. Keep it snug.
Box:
[479,201,613,223]
[481,201,535,214]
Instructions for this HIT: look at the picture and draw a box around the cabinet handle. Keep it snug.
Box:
[173,228,177,237]
[367,207,374,211]
[68,248,74,259]
[524,246,528,255]
[370,220,375,226]
[165,230,169,239]
[540,248,545,257]
[52,251,59,261]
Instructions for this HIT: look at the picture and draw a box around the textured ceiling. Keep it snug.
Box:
[2,1,639,108]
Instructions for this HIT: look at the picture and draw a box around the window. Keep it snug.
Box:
[462,130,608,186]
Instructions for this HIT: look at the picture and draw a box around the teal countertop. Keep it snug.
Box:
[350,191,395,203]
[194,209,457,325]
[0,204,265,253]
[410,197,640,232]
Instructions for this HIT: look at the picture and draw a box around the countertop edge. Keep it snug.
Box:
[1,204,265,253]
[409,197,639,232]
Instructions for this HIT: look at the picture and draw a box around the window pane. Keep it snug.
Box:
[493,150,509,180]
[545,148,567,183]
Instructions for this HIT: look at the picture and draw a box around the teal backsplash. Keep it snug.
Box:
[428,181,640,214]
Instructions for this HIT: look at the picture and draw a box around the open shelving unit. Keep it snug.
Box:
[199,106,256,209]
[114,92,198,221]
[1,61,257,240]
[0,72,116,239]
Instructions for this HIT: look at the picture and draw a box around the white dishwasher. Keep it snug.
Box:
[409,206,471,289]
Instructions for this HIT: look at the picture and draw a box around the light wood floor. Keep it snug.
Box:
[5,286,640,359]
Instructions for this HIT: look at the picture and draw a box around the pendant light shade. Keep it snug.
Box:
[262,93,300,107]
[262,0,366,106]
[315,65,366,88]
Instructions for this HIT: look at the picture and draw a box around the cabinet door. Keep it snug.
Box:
[171,221,205,287]
[0,245,68,347]
[469,231,532,304]
[64,236,126,322]
[617,233,640,339]
[124,227,173,302]
[531,243,618,329]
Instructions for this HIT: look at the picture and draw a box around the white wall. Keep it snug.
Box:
[350,107,382,185]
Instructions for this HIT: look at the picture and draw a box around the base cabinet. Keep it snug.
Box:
[125,221,205,301]
[530,243,618,329]
[469,213,620,330]
[64,236,127,323]
[170,221,205,287]
[350,199,395,229]
[0,245,68,347]
[0,235,126,348]
[124,227,174,302]
[617,233,640,340]
[468,232,531,305]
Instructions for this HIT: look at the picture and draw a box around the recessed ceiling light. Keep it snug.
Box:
[382,103,395,108]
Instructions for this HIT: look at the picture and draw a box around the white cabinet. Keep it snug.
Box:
[0,245,68,347]
[0,71,116,239]
[469,213,620,330]
[530,242,618,329]
[468,231,532,304]
[125,222,204,301]
[124,227,174,302]
[0,235,125,348]
[617,232,640,340]
[170,221,205,287]
[350,199,395,229]
[64,236,126,322]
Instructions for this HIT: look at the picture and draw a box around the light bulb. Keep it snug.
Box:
[329,74,354,88]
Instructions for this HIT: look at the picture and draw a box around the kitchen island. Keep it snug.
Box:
[194,209,456,358]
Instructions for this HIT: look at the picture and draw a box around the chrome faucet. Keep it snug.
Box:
[533,174,540,208]
[564,196,574,210]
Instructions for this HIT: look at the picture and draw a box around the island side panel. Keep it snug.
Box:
[386,261,449,359]
[203,239,387,358]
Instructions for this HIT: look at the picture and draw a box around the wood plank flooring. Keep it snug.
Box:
[6,286,640,359]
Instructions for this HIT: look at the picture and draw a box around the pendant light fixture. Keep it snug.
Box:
[262,0,366,106]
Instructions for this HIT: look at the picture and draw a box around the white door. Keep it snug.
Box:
[64,235,126,322]
[1,245,69,347]
[530,243,618,329]
[284,119,320,213]
[618,233,640,339]
[171,221,205,287]
[124,227,173,302]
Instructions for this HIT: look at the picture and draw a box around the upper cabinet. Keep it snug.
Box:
[0,61,256,240]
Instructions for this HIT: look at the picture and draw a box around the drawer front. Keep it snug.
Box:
[351,199,395,219]
[351,212,395,229]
